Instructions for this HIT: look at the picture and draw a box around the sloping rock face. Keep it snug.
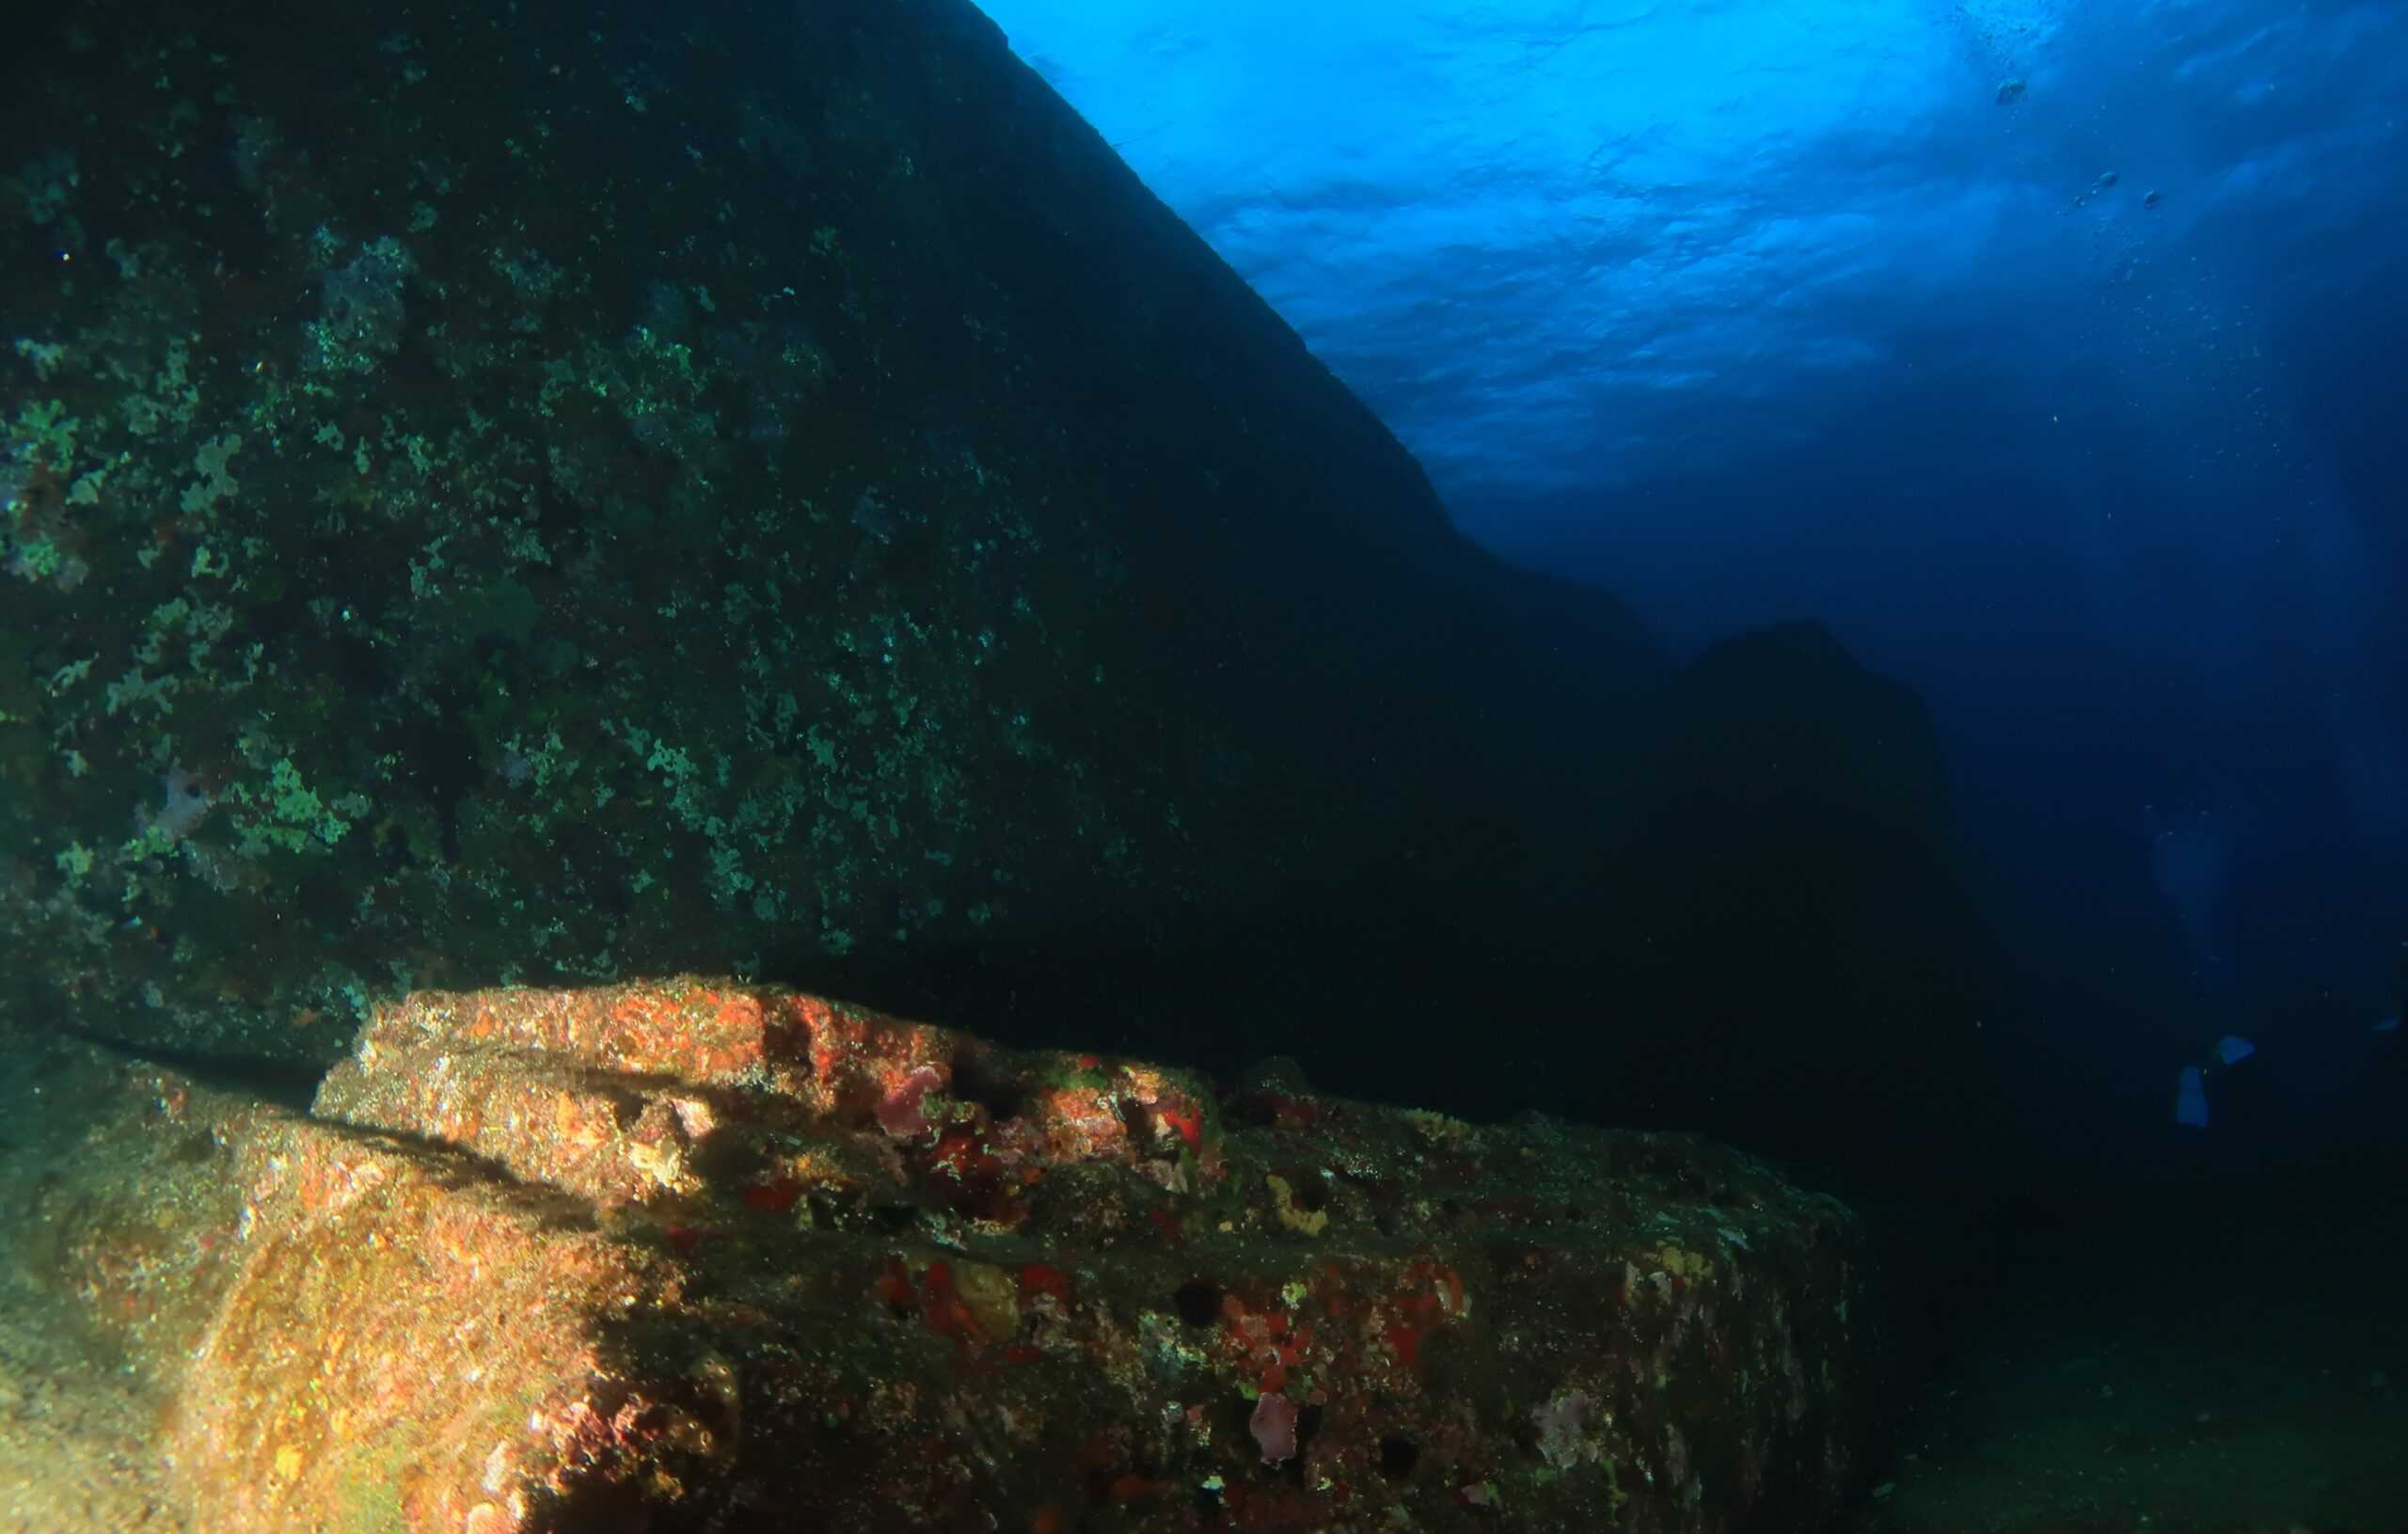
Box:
[0,0,1657,1079]
[10,979,1893,1531]
[0,0,2020,1186]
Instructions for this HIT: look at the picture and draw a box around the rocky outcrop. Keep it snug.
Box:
[1566,622,2020,1171]
[0,0,1655,1075]
[0,0,2017,1188]
[8,979,1893,1531]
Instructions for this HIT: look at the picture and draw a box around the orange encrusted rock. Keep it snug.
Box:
[21,978,1893,1531]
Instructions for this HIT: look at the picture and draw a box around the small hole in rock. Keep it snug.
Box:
[1173,1278,1223,1326]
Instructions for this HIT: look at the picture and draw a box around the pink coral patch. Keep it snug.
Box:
[1248,1390,1297,1465]
[877,1065,945,1138]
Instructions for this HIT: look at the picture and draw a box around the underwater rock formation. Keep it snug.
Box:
[0,0,1655,1077]
[3,0,2005,1187]
[13,978,1892,1531]
[1575,622,2020,1169]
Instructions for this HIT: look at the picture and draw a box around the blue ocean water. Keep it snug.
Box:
[978,0,2408,1150]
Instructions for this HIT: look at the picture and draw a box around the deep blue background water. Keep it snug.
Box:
[974,0,2408,1148]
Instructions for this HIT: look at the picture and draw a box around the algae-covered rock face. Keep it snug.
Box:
[0,0,1662,1067]
[0,0,2002,1181]
[2,3,1151,1052]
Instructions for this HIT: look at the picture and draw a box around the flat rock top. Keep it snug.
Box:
[324,976,1855,1261]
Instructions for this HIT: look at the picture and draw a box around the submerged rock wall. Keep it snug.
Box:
[1,0,2013,1179]
[8,978,1892,1531]
[0,0,1655,1071]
